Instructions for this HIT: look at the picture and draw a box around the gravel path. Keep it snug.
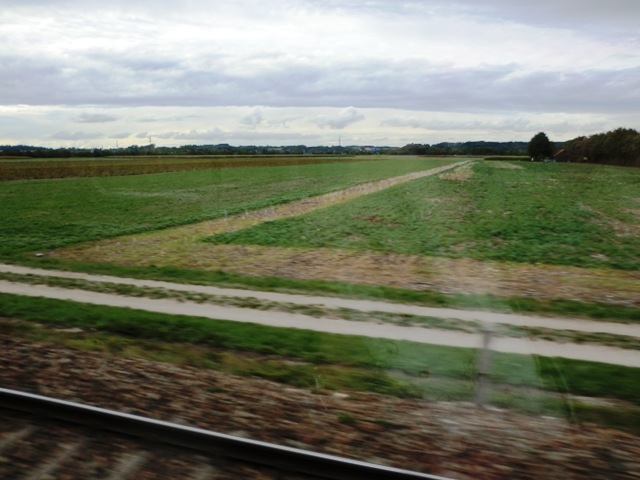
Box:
[1,264,639,367]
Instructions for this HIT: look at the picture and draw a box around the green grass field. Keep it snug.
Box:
[207,161,640,270]
[0,157,455,256]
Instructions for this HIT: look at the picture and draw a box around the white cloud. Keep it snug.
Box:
[49,130,104,141]
[240,107,264,129]
[76,113,118,123]
[312,107,365,130]
[380,112,609,138]
[154,128,226,141]
[108,132,131,139]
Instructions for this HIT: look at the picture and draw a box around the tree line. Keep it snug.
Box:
[2,128,639,167]
[562,128,640,167]
[0,140,538,158]
[527,128,640,167]
[391,141,530,157]
[0,143,390,158]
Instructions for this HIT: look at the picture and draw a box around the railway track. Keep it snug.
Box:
[0,388,449,480]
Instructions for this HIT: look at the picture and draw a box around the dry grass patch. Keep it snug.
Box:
[439,164,474,180]
[581,204,640,238]
[50,241,640,307]
[487,162,524,170]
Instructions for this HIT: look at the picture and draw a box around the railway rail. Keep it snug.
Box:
[0,388,450,480]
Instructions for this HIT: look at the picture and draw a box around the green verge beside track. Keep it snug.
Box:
[1,292,639,434]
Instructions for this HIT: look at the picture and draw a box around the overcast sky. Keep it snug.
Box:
[1,0,639,147]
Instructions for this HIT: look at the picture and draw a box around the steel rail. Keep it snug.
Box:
[0,387,452,480]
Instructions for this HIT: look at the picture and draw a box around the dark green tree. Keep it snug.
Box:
[527,132,554,161]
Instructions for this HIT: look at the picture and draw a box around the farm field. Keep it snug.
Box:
[42,159,640,317]
[207,161,640,270]
[0,156,456,256]
[1,156,640,467]
[0,154,381,180]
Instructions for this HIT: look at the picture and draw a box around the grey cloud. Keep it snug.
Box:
[381,116,529,132]
[50,130,103,140]
[304,0,638,26]
[267,115,302,128]
[224,130,326,146]
[231,133,323,144]
[381,117,431,129]
[2,0,638,120]
[138,114,202,123]
[240,108,263,128]
[154,129,225,141]
[312,107,365,129]
[3,0,636,147]
[538,120,609,135]
[453,0,640,35]
[152,128,322,145]
[364,63,640,115]
[76,113,118,123]
[91,52,182,73]
[108,132,132,139]
[487,68,640,114]
[3,49,639,117]
[97,0,624,29]
[381,115,607,135]
[0,56,62,97]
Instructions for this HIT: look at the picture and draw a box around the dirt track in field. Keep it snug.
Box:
[48,161,640,307]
